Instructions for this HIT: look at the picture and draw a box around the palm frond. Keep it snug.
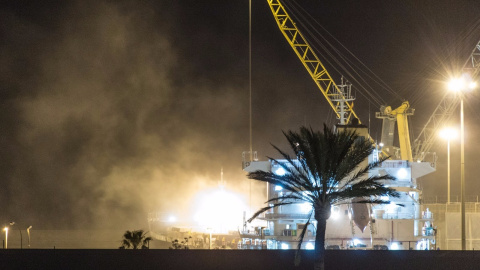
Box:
[349,199,404,207]
[338,156,393,189]
[265,194,308,204]
[120,229,151,249]
[294,211,312,266]
[121,239,131,248]
[248,202,295,222]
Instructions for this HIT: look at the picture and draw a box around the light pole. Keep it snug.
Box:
[27,226,32,248]
[448,76,477,250]
[439,127,458,204]
[460,93,465,251]
[207,228,212,250]
[3,227,8,249]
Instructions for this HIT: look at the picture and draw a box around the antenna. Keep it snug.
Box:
[249,0,252,214]
[249,0,253,162]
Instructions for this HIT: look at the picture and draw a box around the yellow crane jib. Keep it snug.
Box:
[267,0,360,125]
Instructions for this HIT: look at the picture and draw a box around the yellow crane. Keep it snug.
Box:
[266,0,414,161]
[375,102,415,162]
[266,0,359,125]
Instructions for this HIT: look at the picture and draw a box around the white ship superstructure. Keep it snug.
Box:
[241,124,437,250]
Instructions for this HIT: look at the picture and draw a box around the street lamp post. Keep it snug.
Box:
[440,128,458,204]
[207,228,212,250]
[19,229,22,249]
[27,226,32,248]
[448,76,477,250]
[3,227,8,249]
[460,97,465,251]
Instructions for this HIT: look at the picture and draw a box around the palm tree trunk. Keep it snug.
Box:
[314,214,328,270]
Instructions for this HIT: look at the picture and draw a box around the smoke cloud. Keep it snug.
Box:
[2,0,480,230]
[0,0,258,229]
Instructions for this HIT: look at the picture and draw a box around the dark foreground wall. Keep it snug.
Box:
[1,249,479,270]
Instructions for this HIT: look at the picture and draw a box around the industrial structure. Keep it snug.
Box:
[422,197,480,250]
[241,0,480,251]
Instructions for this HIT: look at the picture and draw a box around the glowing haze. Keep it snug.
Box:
[193,187,247,233]
[2,0,480,231]
[0,1,266,230]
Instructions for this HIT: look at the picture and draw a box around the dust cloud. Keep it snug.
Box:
[0,0,260,230]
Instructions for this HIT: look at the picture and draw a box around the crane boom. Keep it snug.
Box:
[412,94,459,162]
[412,39,480,162]
[266,0,360,125]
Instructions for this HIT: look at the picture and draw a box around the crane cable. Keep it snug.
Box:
[399,13,480,107]
[283,0,404,107]
[287,3,390,106]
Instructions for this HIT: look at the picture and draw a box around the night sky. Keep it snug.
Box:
[2,0,480,230]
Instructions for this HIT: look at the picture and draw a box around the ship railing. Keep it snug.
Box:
[380,213,415,219]
[263,213,312,220]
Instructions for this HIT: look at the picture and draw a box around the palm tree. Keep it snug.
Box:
[120,230,152,249]
[247,125,400,270]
